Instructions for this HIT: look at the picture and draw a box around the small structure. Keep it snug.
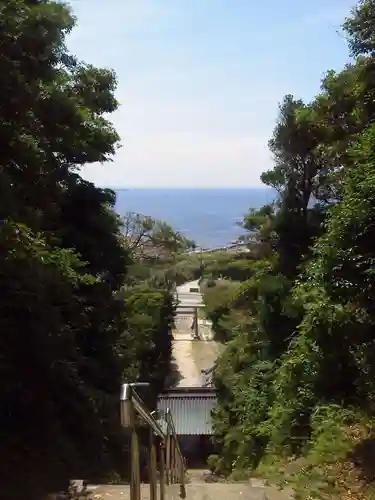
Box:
[157,387,217,467]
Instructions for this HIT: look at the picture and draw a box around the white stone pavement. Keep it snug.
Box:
[172,281,222,387]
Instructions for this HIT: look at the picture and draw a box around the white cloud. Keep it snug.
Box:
[79,75,278,187]
[69,0,280,188]
[67,0,351,188]
[80,132,270,188]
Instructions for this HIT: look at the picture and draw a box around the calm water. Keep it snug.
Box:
[115,188,276,248]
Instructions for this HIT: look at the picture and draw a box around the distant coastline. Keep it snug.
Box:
[112,186,271,192]
[114,187,276,248]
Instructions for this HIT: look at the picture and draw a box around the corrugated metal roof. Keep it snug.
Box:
[157,392,217,435]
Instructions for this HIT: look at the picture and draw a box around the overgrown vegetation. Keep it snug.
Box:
[208,1,375,498]
[6,0,375,498]
[0,2,191,498]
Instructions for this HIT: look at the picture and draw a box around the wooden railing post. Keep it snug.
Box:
[180,459,186,498]
[121,385,186,500]
[130,426,140,500]
[159,442,166,500]
[165,432,171,485]
[149,429,157,500]
[171,440,176,483]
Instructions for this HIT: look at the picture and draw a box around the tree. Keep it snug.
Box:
[0,0,119,233]
[265,95,325,277]
[121,212,195,258]
[124,284,174,395]
[0,1,129,497]
[0,2,180,497]
[344,0,375,56]
[0,222,99,498]
[267,121,375,452]
[211,1,375,488]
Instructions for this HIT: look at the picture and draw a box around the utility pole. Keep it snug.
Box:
[199,246,204,281]
[194,307,199,339]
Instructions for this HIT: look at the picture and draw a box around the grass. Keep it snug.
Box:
[254,420,375,500]
[197,307,207,320]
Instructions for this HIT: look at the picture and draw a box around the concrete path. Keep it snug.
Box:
[88,482,267,499]
[172,281,223,387]
[84,474,294,500]
[175,280,204,313]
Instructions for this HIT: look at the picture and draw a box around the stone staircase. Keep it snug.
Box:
[86,471,294,500]
[88,483,264,499]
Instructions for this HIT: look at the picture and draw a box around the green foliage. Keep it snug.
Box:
[206,454,222,474]
[0,1,176,497]
[0,222,102,498]
[211,326,274,473]
[210,4,375,497]
[202,280,243,341]
[121,212,195,259]
[308,405,356,465]
[344,0,375,56]
[123,283,174,396]
[205,255,255,281]
[150,249,256,288]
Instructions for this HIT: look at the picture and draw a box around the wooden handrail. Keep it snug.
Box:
[120,383,186,500]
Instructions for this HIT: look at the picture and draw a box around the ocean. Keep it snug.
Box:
[115,188,276,249]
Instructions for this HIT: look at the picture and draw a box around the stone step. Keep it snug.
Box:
[87,482,267,500]
[50,481,294,500]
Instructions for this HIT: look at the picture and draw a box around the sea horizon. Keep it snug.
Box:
[114,187,276,248]
[111,186,270,191]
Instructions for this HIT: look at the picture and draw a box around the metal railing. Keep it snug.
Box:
[120,383,186,500]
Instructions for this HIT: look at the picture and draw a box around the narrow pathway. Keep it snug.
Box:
[87,481,269,499]
[172,281,223,388]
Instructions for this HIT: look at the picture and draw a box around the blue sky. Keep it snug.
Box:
[67,0,355,188]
